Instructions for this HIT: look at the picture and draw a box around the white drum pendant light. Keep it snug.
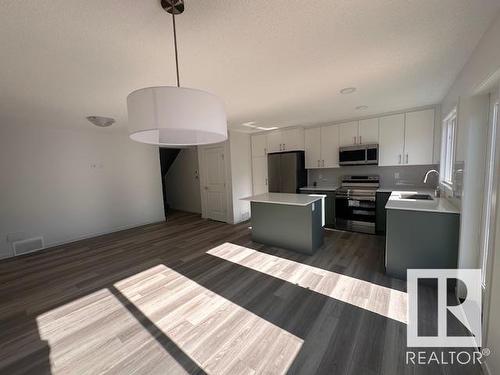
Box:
[127,0,227,146]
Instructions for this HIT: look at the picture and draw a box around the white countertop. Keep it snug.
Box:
[386,190,460,214]
[299,186,338,192]
[242,193,326,206]
[377,186,433,193]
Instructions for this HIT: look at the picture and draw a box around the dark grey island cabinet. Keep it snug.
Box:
[385,198,460,280]
[242,193,325,255]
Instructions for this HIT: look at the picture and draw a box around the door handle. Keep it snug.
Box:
[406,154,409,164]
[359,136,362,144]
[398,154,401,164]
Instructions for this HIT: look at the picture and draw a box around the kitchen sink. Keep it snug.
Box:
[388,191,438,209]
[399,193,433,200]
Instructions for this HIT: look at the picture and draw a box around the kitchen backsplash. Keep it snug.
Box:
[308,164,440,189]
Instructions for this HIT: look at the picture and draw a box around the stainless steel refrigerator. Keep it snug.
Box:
[267,151,307,193]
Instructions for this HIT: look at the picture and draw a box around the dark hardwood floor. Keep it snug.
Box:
[0,211,482,374]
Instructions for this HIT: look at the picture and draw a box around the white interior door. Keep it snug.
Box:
[321,124,339,168]
[252,156,268,194]
[358,118,379,144]
[339,121,359,146]
[200,145,227,222]
[304,127,321,168]
[379,114,405,166]
[404,109,435,165]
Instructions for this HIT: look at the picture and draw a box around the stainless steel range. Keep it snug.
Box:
[335,175,379,234]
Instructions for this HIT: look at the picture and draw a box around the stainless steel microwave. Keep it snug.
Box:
[339,144,378,166]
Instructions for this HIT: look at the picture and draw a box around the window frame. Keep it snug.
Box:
[440,108,458,189]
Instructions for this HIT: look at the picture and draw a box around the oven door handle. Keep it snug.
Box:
[336,195,376,202]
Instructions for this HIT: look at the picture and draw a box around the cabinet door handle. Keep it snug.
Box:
[406,154,409,164]
[359,135,362,144]
[353,136,356,144]
[265,178,268,185]
[398,154,401,164]
[317,160,320,167]
[322,160,325,167]
[283,143,286,150]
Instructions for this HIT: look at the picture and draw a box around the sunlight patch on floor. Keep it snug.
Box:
[113,264,303,374]
[207,242,408,324]
[35,263,303,374]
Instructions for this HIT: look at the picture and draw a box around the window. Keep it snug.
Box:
[480,101,499,287]
[440,109,457,186]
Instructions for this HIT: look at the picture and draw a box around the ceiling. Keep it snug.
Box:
[1,0,499,134]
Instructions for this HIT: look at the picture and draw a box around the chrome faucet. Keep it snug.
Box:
[423,169,440,197]
[424,169,439,183]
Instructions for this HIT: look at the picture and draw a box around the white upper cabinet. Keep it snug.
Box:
[267,131,282,153]
[358,118,379,144]
[251,133,267,157]
[281,128,304,151]
[266,128,304,153]
[379,114,405,166]
[305,127,321,168]
[404,109,435,165]
[304,125,339,169]
[321,125,340,168]
[339,121,359,146]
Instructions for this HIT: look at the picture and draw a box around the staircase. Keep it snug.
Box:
[159,148,181,218]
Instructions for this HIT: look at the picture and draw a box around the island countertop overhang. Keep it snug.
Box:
[242,192,325,207]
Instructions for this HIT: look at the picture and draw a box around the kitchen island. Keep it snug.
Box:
[242,193,325,255]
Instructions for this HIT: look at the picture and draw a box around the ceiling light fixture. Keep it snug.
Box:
[256,126,279,131]
[355,105,368,110]
[126,0,227,146]
[340,87,357,94]
[86,116,115,127]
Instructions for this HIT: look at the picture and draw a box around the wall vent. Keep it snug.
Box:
[12,236,44,256]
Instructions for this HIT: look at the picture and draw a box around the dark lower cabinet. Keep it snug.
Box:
[375,191,391,234]
[300,190,335,228]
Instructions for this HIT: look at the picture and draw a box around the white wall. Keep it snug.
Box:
[442,14,500,115]
[0,124,165,259]
[439,11,500,374]
[165,148,201,214]
[228,131,252,224]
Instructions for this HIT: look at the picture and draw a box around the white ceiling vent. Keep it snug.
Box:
[12,236,44,256]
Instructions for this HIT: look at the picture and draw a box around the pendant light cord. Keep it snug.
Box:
[172,10,180,87]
